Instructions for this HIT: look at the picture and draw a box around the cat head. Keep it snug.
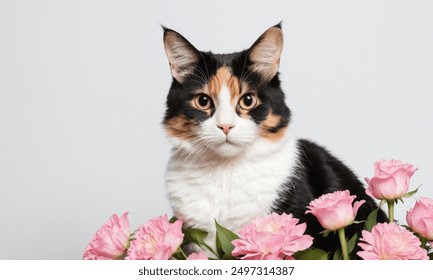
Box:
[162,24,291,158]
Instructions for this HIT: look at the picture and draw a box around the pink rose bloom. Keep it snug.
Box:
[406,197,433,240]
[187,252,208,260]
[357,222,428,260]
[364,159,417,200]
[83,212,130,260]
[126,215,184,260]
[231,213,313,260]
[305,190,365,231]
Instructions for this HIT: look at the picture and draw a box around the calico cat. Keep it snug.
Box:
[162,23,387,255]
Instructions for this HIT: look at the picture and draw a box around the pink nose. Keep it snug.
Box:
[217,124,235,135]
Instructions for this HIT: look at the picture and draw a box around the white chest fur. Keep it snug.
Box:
[165,132,299,250]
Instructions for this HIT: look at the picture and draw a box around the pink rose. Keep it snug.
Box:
[357,222,428,260]
[305,190,365,231]
[126,215,184,260]
[83,212,130,260]
[406,197,433,240]
[187,252,208,260]
[231,213,313,260]
[364,159,418,200]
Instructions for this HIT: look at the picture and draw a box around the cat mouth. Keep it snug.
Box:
[211,138,244,157]
[213,138,238,147]
[223,138,238,145]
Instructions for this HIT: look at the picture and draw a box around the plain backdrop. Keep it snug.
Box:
[0,0,432,259]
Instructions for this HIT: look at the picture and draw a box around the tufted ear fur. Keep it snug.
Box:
[248,24,284,82]
[163,27,200,83]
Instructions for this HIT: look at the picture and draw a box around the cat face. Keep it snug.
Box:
[163,24,291,158]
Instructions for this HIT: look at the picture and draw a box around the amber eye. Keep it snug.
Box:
[194,94,212,110]
[238,93,257,110]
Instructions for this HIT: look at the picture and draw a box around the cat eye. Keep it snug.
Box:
[238,93,258,110]
[194,94,212,110]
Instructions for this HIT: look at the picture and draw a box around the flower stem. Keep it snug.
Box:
[171,247,188,260]
[337,228,349,260]
[387,200,395,223]
[179,247,188,259]
[420,237,428,248]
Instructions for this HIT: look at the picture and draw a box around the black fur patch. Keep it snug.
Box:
[271,139,388,254]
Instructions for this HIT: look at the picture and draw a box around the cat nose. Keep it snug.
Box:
[217,124,235,135]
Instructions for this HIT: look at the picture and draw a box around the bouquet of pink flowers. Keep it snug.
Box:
[83,159,433,260]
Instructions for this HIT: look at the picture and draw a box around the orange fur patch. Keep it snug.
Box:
[259,112,287,141]
[190,67,264,121]
[209,67,239,101]
[195,67,249,106]
[194,67,259,119]
[165,115,197,141]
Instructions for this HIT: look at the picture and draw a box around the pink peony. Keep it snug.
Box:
[305,190,365,231]
[231,213,313,260]
[126,215,184,260]
[364,159,417,200]
[83,212,130,260]
[357,222,428,260]
[187,252,208,260]
[406,197,433,240]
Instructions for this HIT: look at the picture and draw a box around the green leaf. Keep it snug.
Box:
[346,233,358,255]
[401,225,412,231]
[183,227,217,257]
[403,186,421,199]
[333,249,342,260]
[221,253,236,260]
[215,220,239,259]
[169,216,178,223]
[320,229,332,237]
[183,227,207,244]
[429,252,433,260]
[364,209,378,232]
[171,249,187,260]
[293,248,329,260]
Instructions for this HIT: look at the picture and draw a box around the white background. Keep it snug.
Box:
[0,0,432,259]
[1,260,432,279]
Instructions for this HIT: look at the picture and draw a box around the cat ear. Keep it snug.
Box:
[248,23,284,82]
[163,27,200,83]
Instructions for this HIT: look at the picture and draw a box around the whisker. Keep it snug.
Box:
[241,68,255,82]
[189,66,208,85]
[194,65,209,82]
[198,52,210,80]
[240,51,251,81]
[170,136,212,168]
